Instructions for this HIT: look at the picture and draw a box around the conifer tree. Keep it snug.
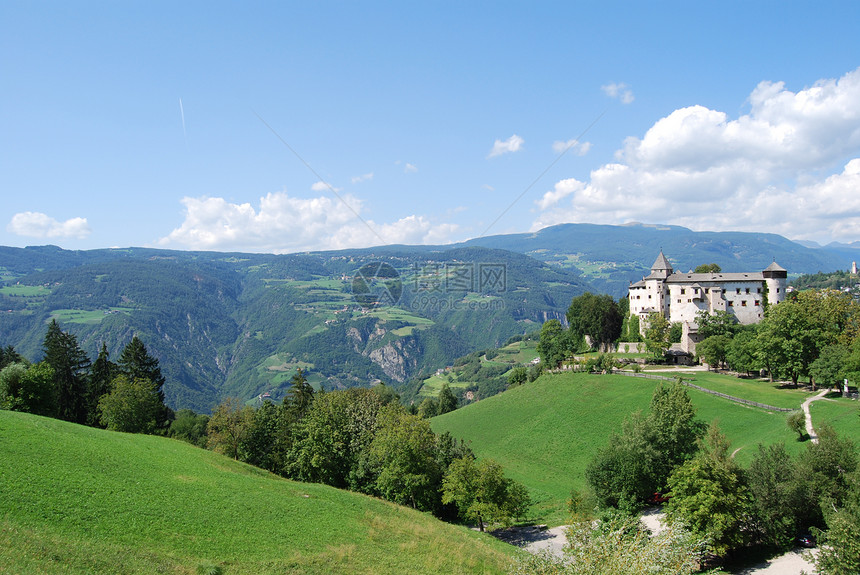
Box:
[42,320,91,424]
[87,342,117,427]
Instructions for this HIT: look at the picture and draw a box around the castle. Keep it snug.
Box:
[628,251,787,353]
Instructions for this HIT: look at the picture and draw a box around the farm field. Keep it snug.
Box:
[0,411,517,575]
[432,371,818,525]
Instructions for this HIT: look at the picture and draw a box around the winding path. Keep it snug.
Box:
[801,388,831,444]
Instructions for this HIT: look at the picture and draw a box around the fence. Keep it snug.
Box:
[613,370,795,412]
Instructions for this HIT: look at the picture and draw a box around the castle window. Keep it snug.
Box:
[677,299,681,303]
[755,300,760,306]
[757,288,762,293]
[742,301,747,306]
[736,288,741,294]
[777,288,780,293]
[680,288,686,294]
[745,288,750,294]
[728,301,734,306]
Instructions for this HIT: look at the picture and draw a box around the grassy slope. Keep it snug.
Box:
[431,371,826,525]
[0,411,517,575]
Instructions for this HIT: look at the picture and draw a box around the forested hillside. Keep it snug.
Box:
[0,244,587,411]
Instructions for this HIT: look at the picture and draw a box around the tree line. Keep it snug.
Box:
[200,370,530,531]
[0,320,171,433]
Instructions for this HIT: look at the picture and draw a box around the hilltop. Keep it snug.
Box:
[0,410,517,574]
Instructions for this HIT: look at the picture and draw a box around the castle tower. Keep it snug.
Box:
[762,261,787,306]
[649,251,673,279]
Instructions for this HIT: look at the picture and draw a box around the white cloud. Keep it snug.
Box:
[404,163,418,173]
[552,139,592,156]
[488,134,524,158]
[351,172,374,184]
[537,178,585,210]
[311,181,341,192]
[602,82,634,104]
[7,212,91,239]
[536,68,860,243]
[157,191,458,253]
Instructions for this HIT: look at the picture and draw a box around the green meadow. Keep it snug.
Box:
[0,411,517,575]
[432,371,829,525]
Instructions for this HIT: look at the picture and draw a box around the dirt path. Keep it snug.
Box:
[802,388,831,443]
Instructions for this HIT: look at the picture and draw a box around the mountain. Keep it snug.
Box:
[460,223,850,296]
[0,244,588,412]
[1,222,850,411]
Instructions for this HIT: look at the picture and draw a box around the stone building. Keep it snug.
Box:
[628,251,787,353]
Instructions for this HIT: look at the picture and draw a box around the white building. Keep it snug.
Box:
[628,252,787,353]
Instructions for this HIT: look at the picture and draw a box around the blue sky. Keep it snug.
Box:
[3,1,860,253]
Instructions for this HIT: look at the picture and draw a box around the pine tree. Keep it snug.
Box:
[118,336,166,403]
[42,320,91,424]
[87,342,117,427]
[117,336,170,427]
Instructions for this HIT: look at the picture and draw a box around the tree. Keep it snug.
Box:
[98,375,163,434]
[442,456,527,531]
[813,472,860,575]
[797,425,858,516]
[241,400,281,471]
[536,319,571,368]
[0,345,24,371]
[87,342,116,427]
[746,443,807,549]
[810,343,849,390]
[367,405,442,511]
[417,396,438,418]
[207,397,254,459]
[42,320,91,425]
[643,313,671,360]
[284,368,314,419]
[696,334,731,370]
[1,362,57,416]
[168,408,209,447]
[755,289,859,387]
[665,425,753,557]
[508,366,528,387]
[694,263,722,274]
[436,383,458,415]
[291,388,384,489]
[695,310,737,339]
[567,293,623,352]
[586,381,704,509]
[726,328,759,376]
[787,411,806,441]
[118,336,166,404]
[586,411,661,508]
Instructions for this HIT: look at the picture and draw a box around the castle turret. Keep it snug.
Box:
[648,251,673,280]
[762,261,787,306]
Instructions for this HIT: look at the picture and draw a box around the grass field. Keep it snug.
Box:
[431,371,822,525]
[0,411,517,575]
[49,308,135,324]
[807,393,860,439]
[0,285,52,296]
